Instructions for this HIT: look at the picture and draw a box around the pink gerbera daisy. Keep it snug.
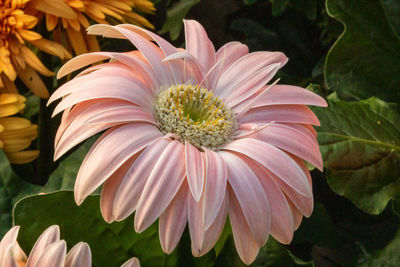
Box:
[48,20,327,264]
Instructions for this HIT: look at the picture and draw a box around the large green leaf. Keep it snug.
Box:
[159,0,200,40]
[0,150,40,237]
[312,95,400,214]
[324,0,400,102]
[13,192,172,267]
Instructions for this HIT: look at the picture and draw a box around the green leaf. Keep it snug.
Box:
[324,0,400,102]
[42,137,97,193]
[357,229,400,266]
[312,95,400,214]
[13,191,176,267]
[0,150,40,237]
[159,0,200,40]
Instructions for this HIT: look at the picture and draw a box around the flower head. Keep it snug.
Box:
[27,0,155,55]
[0,93,38,164]
[0,225,140,267]
[49,20,327,264]
[0,0,71,98]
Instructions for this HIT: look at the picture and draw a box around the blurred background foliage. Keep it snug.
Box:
[1,0,399,266]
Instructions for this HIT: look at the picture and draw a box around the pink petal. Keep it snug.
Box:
[1,244,18,267]
[112,137,171,221]
[118,24,184,84]
[52,76,153,117]
[253,84,328,107]
[106,53,160,90]
[33,240,66,267]
[203,148,227,229]
[223,138,312,198]
[214,51,287,97]
[163,51,203,83]
[225,63,281,106]
[121,257,140,267]
[87,24,174,85]
[185,141,205,201]
[188,190,205,254]
[51,64,149,105]
[134,140,186,232]
[288,200,304,230]
[215,41,249,77]
[65,242,92,267]
[237,105,320,126]
[86,106,156,125]
[265,158,314,217]
[228,188,260,265]
[251,123,323,170]
[54,100,155,160]
[26,225,60,267]
[243,158,294,244]
[192,191,229,257]
[184,20,215,73]
[159,182,188,254]
[74,123,162,205]
[57,52,113,79]
[220,151,270,246]
[0,226,20,265]
[100,154,139,223]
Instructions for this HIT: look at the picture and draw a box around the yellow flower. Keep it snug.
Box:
[0,93,39,164]
[0,0,71,98]
[28,0,155,55]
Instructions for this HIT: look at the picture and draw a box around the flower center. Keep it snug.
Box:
[154,84,236,150]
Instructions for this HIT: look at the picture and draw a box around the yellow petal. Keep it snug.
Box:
[125,11,154,29]
[77,12,90,28]
[29,0,77,19]
[15,65,49,98]
[18,30,42,41]
[68,0,84,9]
[46,14,59,31]
[66,27,88,55]
[0,103,25,117]
[0,117,31,130]
[67,18,81,31]
[0,94,18,105]
[6,150,39,164]
[133,0,156,14]
[0,124,37,139]
[2,138,32,152]
[20,45,54,76]
[30,38,71,59]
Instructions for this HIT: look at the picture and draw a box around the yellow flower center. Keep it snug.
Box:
[154,84,236,150]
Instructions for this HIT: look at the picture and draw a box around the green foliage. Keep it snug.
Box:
[325,0,400,102]
[313,94,400,214]
[159,0,200,40]
[0,151,40,237]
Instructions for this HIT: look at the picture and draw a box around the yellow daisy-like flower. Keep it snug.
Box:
[0,0,71,98]
[28,0,155,55]
[0,93,39,164]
